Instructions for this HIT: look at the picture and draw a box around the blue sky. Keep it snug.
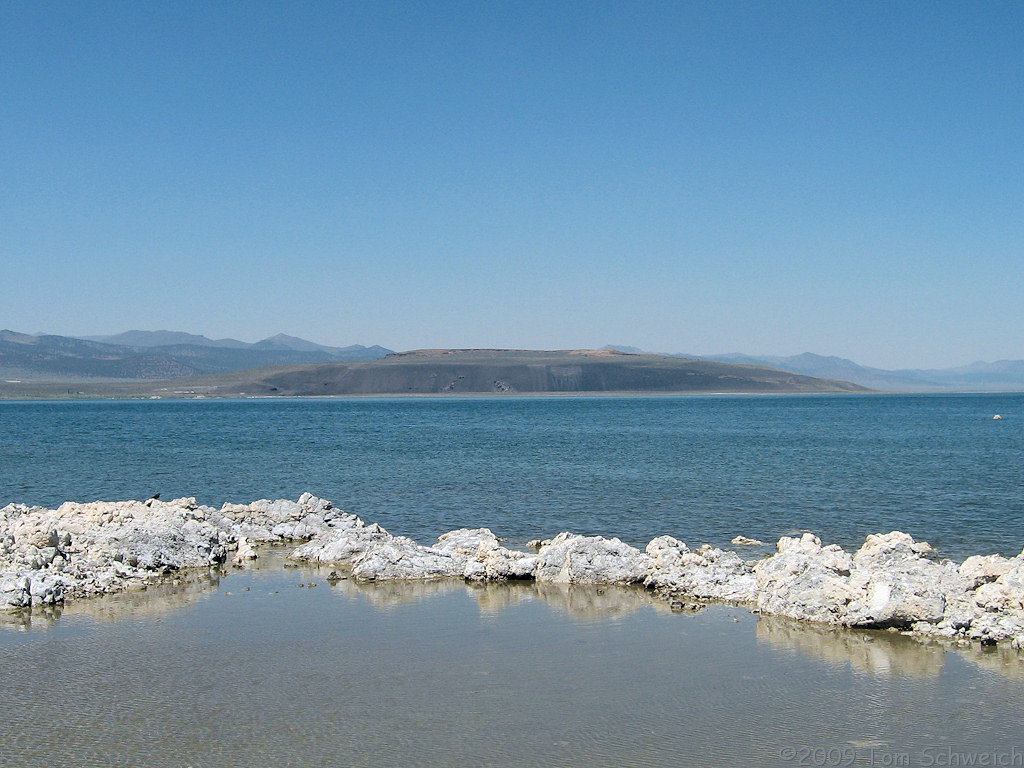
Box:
[2,1,1021,368]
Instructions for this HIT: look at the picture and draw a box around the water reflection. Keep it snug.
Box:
[64,571,223,622]
[0,570,222,631]
[349,578,666,620]
[0,604,62,631]
[3,556,1022,682]
[329,574,466,607]
[476,581,628,618]
[757,615,1024,681]
[952,642,1024,680]
[756,615,947,678]
[311,570,666,620]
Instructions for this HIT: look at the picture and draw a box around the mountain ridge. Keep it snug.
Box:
[79,329,389,357]
[0,329,393,381]
[80,330,251,349]
[5,329,1022,391]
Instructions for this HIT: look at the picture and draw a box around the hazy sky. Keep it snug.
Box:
[2,2,1021,368]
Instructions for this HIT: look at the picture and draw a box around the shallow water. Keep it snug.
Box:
[2,394,1023,559]
[1,555,1023,768]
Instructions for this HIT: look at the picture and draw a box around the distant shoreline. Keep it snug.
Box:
[0,389,885,402]
[5,388,1024,402]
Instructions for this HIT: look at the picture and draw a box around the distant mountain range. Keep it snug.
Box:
[81,330,252,349]
[0,330,392,381]
[602,347,1024,392]
[3,328,1021,392]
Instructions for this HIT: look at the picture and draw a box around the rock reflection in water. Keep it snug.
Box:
[757,615,1024,681]
[952,642,1024,680]
[756,615,946,678]
[63,570,222,622]
[0,569,222,631]
[328,574,668,621]
[0,604,62,631]
[328,575,467,607]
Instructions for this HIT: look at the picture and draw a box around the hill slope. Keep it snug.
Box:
[173,349,870,397]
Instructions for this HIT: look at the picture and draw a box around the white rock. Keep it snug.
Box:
[0,575,31,609]
[28,573,64,605]
[434,528,500,555]
[233,537,258,565]
[534,533,651,585]
[964,563,1024,643]
[297,492,335,516]
[464,541,538,581]
[754,534,856,624]
[645,536,757,602]
[646,535,689,566]
[350,538,466,581]
[290,520,393,564]
[0,494,342,609]
[731,535,765,546]
[960,554,1018,589]
[271,515,328,541]
[845,532,956,629]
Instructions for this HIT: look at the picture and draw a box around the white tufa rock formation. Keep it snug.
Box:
[2,494,1024,651]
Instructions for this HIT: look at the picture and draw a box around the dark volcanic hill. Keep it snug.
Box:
[186,349,869,397]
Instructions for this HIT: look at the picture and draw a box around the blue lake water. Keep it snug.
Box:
[1,393,1022,559]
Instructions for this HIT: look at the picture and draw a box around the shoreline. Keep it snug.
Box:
[0,389,881,402]
[3,494,1023,653]
[5,389,1022,402]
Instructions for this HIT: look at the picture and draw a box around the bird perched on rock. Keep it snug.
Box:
[144,493,161,507]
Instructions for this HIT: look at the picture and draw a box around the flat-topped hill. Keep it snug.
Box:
[0,349,871,398]
[170,348,869,397]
